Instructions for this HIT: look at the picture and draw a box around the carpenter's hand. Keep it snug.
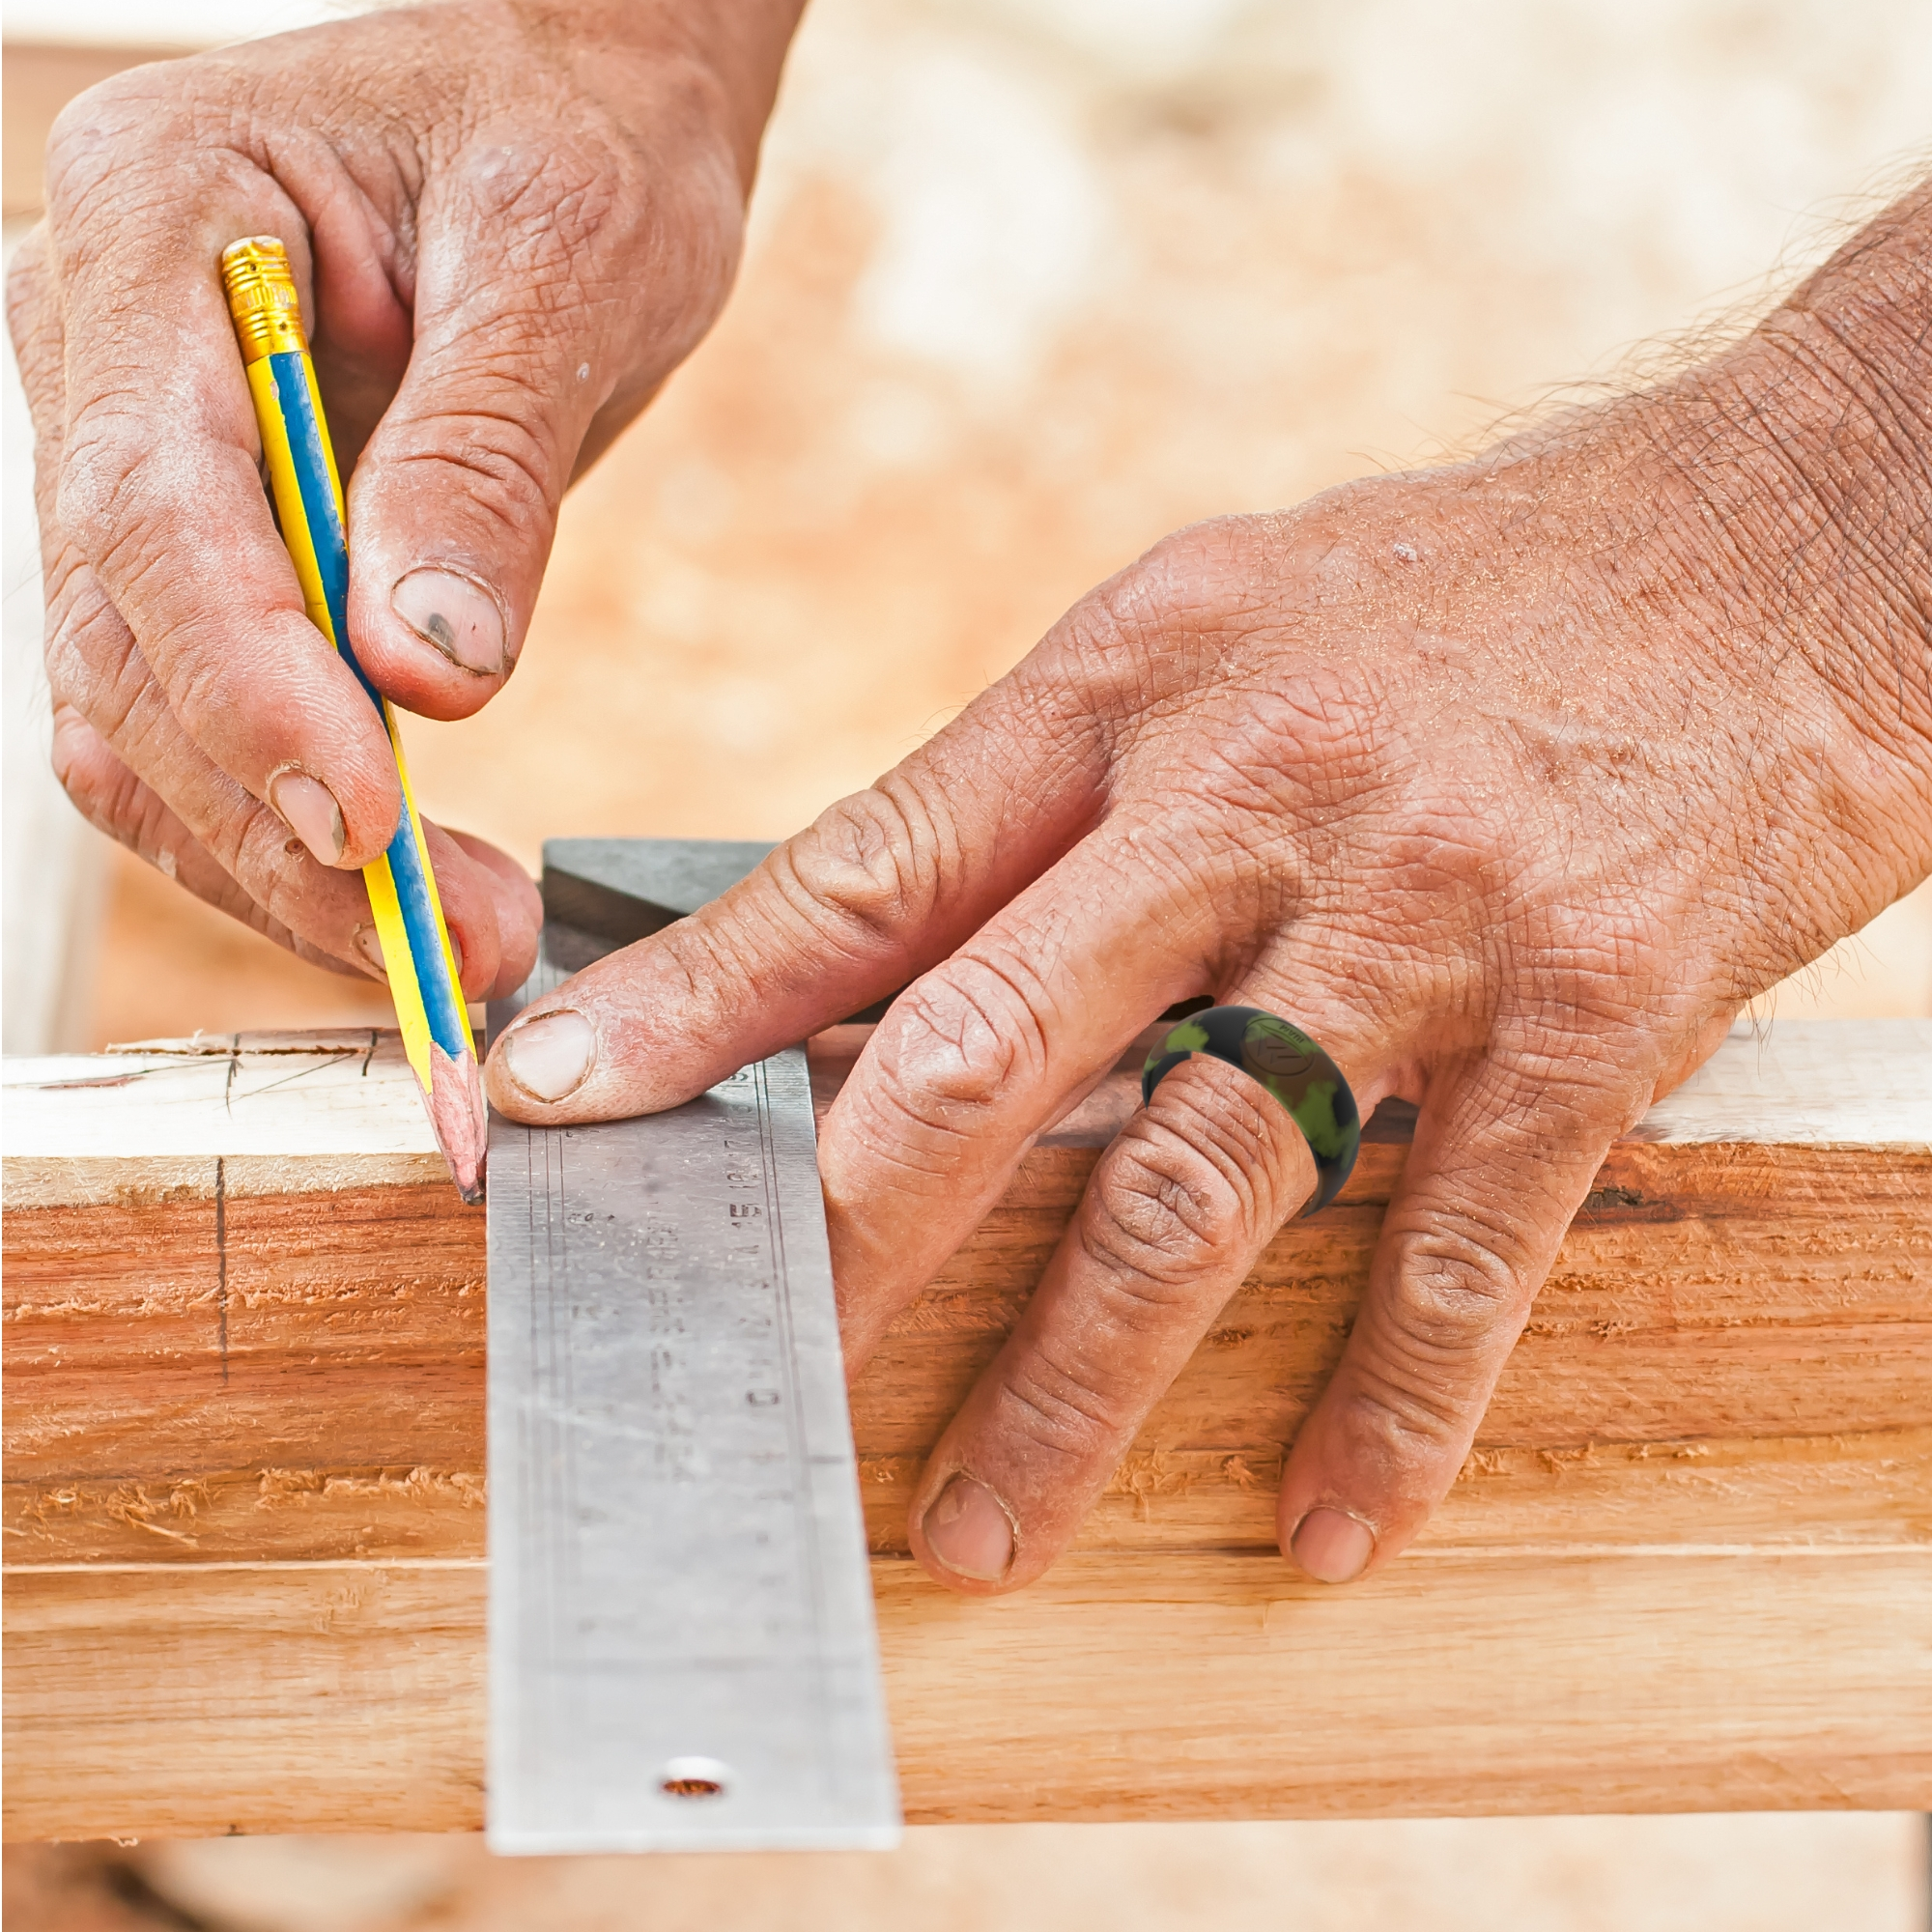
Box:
[7,0,801,993]
[487,187,1932,1592]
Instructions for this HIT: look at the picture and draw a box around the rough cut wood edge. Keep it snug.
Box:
[7,1016,1931,1188]
[4,1019,1930,1836]
[7,1026,1927,1565]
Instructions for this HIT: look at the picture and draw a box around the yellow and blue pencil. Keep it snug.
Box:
[221,236,487,1202]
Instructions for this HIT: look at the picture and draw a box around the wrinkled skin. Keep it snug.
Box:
[7,0,802,993]
[14,4,1930,1601]
[488,192,1932,1592]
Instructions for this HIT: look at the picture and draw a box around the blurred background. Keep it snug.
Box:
[4,0,1929,1926]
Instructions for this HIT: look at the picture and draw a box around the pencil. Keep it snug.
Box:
[220,236,487,1204]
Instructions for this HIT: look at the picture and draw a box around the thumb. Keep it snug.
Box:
[342,133,731,715]
[1275,1035,1637,1583]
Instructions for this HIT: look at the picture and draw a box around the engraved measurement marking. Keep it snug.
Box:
[491,906,896,1848]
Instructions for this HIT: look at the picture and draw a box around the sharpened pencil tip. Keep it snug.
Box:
[424,1040,490,1206]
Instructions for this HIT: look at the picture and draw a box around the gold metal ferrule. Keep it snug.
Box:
[220,236,308,363]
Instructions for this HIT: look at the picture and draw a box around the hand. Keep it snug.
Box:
[486,187,1932,1593]
[6,0,803,995]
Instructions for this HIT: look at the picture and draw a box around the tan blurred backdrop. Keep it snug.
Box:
[3,2,1929,1927]
[4,0,1927,1047]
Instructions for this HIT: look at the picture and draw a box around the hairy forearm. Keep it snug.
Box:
[1671,183,1932,798]
[1446,183,1932,979]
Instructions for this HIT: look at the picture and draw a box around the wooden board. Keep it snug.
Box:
[4,1020,1930,1838]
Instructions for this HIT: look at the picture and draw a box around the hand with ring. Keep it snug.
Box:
[487,185,1932,1597]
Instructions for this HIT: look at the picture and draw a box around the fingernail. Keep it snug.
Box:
[499,1009,593,1102]
[922,1475,1015,1582]
[268,769,346,865]
[1291,1507,1376,1584]
[391,569,505,676]
[354,923,386,979]
[448,930,467,989]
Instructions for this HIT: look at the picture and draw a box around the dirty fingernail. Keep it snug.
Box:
[354,923,386,979]
[268,769,346,865]
[922,1475,1015,1582]
[499,1009,593,1102]
[1292,1507,1376,1584]
[391,569,505,675]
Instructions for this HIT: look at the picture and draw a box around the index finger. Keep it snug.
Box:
[42,81,401,865]
[483,657,1119,1122]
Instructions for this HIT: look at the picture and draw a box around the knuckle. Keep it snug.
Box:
[388,402,560,529]
[165,773,336,940]
[1140,513,1269,611]
[994,1346,1130,1464]
[1377,1216,1526,1365]
[231,819,330,923]
[1045,566,1195,721]
[57,606,209,781]
[1327,1372,1476,1474]
[458,128,635,243]
[43,74,154,202]
[872,952,1048,1124]
[48,62,165,136]
[781,783,948,948]
[1223,667,1384,791]
[47,706,101,796]
[54,414,156,566]
[1078,1106,1258,1299]
[51,713,151,846]
[5,225,55,355]
[1087,514,1277,665]
[156,644,238,743]
[458,99,736,308]
[44,582,141,720]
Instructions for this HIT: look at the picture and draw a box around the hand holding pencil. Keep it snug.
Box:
[221,238,489,1202]
[9,8,771,1009]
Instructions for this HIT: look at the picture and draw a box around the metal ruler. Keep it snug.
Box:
[485,839,899,1854]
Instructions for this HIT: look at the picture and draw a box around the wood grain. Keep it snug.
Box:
[4,1020,1929,1835]
[8,1546,1927,1843]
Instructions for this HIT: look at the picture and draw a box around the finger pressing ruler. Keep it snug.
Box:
[485,838,899,1853]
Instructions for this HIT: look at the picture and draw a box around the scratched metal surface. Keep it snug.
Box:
[484,889,898,1852]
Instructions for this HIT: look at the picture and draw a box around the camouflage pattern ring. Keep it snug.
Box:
[1140,1006,1361,1216]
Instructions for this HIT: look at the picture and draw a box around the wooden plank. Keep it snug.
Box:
[4,1020,1930,1836]
[8,1546,1926,1843]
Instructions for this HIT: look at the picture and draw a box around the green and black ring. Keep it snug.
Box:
[1141,1006,1361,1216]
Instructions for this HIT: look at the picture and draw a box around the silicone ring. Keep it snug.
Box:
[1141,1006,1361,1216]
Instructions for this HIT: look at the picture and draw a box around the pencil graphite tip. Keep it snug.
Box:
[425,1041,489,1206]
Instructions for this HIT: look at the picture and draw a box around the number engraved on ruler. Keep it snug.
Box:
[639,1211,698,1480]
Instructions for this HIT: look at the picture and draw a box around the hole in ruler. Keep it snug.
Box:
[660,1756,731,1800]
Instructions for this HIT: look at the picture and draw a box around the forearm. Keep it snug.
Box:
[1666,184,1932,849]
[515,0,809,188]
